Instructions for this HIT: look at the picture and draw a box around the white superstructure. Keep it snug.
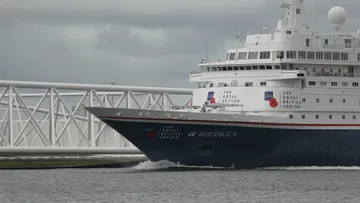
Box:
[189,0,360,124]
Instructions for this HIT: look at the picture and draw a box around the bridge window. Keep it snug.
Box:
[245,82,253,87]
[248,52,258,59]
[353,82,359,87]
[260,82,267,86]
[252,65,259,70]
[273,51,284,59]
[320,81,327,86]
[260,51,270,59]
[298,51,306,59]
[333,52,340,60]
[345,39,352,48]
[342,82,348,86]
[309,81,316,86]
[222,67,227,71]
[266,65,272,70]
[238,52,247,60]
[229,53,235,60]
[316,52,323,59]
[286,51,296,59]
[307,52,315,59]
[324,52,332,60]
[341,53,348,60]
[239,66,245,70]
[274,65,280,70]
[306,38,311,47]
[331,82,338,86]
[246,66,251,70]
[233,66,239,71]
[228,67,233,71]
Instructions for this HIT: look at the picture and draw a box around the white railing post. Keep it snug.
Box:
[8,86,13,147]
[49,88,56,147]
[162,93,167,107]
[89,89,95,147]
[126,91,131,108]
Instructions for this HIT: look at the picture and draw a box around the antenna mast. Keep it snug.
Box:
[205,40,208,61]
[235,28,240,61]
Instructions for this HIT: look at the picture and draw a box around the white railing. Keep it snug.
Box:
[0,80,193,150]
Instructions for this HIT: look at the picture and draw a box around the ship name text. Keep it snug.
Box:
[188,131,237,138]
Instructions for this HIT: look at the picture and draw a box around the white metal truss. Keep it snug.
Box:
[0,80,193,150]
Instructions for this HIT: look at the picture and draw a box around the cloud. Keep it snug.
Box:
[0,0,360,89]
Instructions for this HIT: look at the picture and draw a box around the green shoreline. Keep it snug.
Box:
[0,157,148,170]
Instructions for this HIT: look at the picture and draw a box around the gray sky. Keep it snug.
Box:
[1,0,359,88]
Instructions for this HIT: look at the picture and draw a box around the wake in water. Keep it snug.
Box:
[128,160,360,172]
[129,160,234,172]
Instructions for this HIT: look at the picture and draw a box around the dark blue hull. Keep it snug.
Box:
[102,118,360,169]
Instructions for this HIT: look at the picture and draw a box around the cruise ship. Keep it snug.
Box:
[85,0,360,169]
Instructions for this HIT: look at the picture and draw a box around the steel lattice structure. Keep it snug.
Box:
[0,80,192,155]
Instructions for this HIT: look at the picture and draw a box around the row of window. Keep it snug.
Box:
[205,65,280,72]
[302,97,348,104]
[208,81,267,88]
[308,81,359,87]
[306,67,345,73]
[307,38,354,49]
[228,51,354,61]
[289,114,357,120]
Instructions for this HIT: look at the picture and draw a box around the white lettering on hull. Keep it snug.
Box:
[156,126,181,140]
[188,131,237,138]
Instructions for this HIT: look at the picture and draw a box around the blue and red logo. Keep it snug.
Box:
[264,91,278,108]
[144,128,156,138]
[207,91,216,104]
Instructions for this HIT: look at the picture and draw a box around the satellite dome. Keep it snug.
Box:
[328,6,347,30]
[261,27,268,33]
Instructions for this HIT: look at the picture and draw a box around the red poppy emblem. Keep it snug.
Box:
[269,98,278,108]
[145,128,155,138]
